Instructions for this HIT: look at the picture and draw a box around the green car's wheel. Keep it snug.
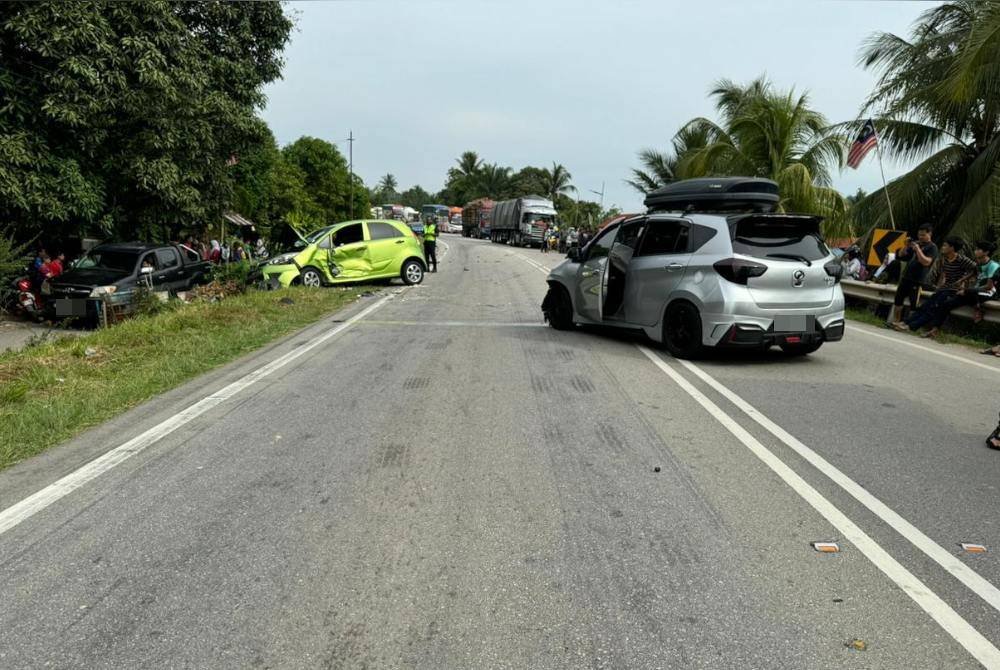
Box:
[401,259,424,285]
[300,267,324,288]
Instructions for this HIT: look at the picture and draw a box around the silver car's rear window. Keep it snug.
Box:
[731,219,829,262]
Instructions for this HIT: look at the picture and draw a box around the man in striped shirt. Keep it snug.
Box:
[894,237,978,337]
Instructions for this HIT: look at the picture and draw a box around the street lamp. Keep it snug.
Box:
[345,130,355,220]
[588,181,605,211]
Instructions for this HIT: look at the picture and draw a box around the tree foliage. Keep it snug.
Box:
[0,1,293,242]
[845,0,1000,241]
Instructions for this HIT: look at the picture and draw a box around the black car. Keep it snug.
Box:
[44,243,211,323]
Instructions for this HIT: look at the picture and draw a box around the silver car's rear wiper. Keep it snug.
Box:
[766,253,812,266]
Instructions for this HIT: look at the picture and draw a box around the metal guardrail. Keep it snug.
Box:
[841,279,1000,324]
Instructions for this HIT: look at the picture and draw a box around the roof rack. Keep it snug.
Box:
[644,177,780,214]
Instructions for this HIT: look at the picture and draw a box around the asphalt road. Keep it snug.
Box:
[1,234,999,669]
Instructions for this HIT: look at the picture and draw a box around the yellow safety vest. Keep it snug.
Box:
[425,223,437,241]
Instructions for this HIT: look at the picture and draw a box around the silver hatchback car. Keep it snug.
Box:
[541,178,845,358]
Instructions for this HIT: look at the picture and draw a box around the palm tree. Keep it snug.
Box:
[846,1,1000,241]
[451,151,482,181]
[626,125,712,194]
[377,173,398,196]
[540,163,576,201]
[476,163,513,200]
[673,77,851,235]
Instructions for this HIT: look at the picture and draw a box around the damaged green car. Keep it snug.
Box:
[261,219,427,288]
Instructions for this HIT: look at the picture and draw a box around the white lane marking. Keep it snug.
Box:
[360,320,545,328]
[508,250,551,276]
[636,345,1000,668]
[847,324,1000,375]
[677,356,1000,614]
[0,292,398,537]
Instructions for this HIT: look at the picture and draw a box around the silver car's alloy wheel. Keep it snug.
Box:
[301,269,322,288]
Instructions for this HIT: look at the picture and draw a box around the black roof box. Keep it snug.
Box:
[644,177,779,213]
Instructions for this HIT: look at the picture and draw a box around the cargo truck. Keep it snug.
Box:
[488,195,556,247]
[461,198,494,239]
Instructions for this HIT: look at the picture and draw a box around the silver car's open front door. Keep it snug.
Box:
[575,225,618,322]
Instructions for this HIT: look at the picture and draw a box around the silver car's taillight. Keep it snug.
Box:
[713,258,767,285]
[823,259,844,283]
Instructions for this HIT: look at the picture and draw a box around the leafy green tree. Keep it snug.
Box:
[377,174,399,197]
[399,185,432,209]
[626,126,712,194]
[540,163,576,202]
[0,1,293,242]
[512,166,549,197]
[846,1,1000,241]
[281,137,361,224]
[677,77,850,235]
[476,163,514,200]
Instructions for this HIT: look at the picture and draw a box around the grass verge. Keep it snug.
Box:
[0,286,364,471]
[845,303,1000,350]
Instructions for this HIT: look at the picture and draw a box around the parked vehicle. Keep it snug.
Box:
[12,276,43,322]
[461,198,494,239]
[490,196,556,247]
[43,243,211,322]
[261,219,426,288]
[541,177,845,358]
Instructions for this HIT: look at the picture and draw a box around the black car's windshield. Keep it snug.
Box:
[74,250,138,273]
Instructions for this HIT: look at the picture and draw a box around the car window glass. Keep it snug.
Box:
[333,223,364,246]
[616,220,644,251]
[639,220,689,255]
[140,252,158,271]
[368,222,403,240]
[732,219,828,261]
[155,248,179,268]
[586,226,617,260]
[179,245,200,262]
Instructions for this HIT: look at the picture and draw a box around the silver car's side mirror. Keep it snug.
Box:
[567,247,580,262]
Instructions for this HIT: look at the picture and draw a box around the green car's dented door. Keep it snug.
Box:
[327,222,372,279]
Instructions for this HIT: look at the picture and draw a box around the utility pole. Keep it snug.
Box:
[346,130,355,220]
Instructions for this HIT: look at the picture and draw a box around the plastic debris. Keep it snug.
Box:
[960,543,987,554]
[84,347,98,358]
[811,542,840,553]
[845,639,867,651]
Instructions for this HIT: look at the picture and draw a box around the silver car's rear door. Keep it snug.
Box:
[575,224,618,322]
[624,218,693,326]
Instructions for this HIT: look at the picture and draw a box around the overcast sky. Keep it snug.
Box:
[262,0,935,212]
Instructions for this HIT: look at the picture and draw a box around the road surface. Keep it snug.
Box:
[1,234,999,669]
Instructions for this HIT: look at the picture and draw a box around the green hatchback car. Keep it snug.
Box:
[262,219,426,288]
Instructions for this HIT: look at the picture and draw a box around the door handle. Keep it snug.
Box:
[665,263,684,271]
[395,240,405,244]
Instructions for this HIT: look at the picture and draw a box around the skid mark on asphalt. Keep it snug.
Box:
[402,377,430,390]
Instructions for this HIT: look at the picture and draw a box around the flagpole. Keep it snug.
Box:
[870,124,898,231]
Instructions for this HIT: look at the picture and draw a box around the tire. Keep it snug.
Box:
[401,259,424,285]
[779,341,823,356]
[300,266,324,288]
[662,301,704,359]
[542,284,574,330]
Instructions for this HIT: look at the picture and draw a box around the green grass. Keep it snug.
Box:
[0,286,364,471]
[845,302,1000,350]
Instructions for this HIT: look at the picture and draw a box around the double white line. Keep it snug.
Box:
[639,346,1000,667]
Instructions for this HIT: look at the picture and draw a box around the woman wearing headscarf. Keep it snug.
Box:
[209,240,222,263]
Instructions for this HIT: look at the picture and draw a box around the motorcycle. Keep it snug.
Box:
[12,276,44,322]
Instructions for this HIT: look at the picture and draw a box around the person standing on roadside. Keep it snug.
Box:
[423,215,438,273]
[889,224,938,326]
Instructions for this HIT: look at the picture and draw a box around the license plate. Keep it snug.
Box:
[774,315,814,332]
[55,298,87,317]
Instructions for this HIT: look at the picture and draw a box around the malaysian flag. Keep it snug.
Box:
[847,120,877,169]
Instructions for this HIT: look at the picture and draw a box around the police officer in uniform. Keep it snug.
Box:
[423,215,438,273]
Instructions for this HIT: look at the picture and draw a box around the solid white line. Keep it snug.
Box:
[0,292,398,537]
[847,324,1000,375]
[677,356,1000,614]
[637,345,1000,668]
[360,320,545,328]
